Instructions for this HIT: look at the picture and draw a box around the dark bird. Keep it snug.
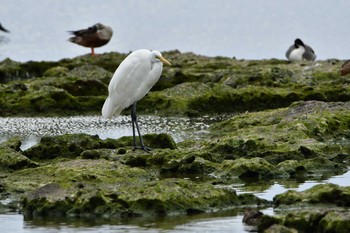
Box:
[340,60,350,76]
[68,23,113,56]
[0,23,9,33]
[286,38,316,61]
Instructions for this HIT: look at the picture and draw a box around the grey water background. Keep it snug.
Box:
[1,0,350,232]
[0,0,349,62]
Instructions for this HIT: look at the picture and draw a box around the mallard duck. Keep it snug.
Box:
[340,60,350,76]
[0,23,9,33]
[286,38,316,61]
[68,23,113,56]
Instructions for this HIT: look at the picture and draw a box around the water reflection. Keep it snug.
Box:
[8,209,253,233]
[235,170,350,201]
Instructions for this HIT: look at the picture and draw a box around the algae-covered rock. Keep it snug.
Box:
[258,210,350,233]
[21,177,240,218]
[1,52,350,116]
[263,224,298,233]
[208,101,350,178]
[273,184,350,207]
[23,133,177,161]
[214,157,274,179]
[319,211,350,233]
[23,134,103,161]
[0,137,37,171]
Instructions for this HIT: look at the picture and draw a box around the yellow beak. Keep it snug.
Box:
[159,56,171,65]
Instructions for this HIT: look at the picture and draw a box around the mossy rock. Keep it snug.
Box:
[319,211,350,233]
[213,157,274,180]
[1,52,350,117]
[21,178,241,218]
[0,137,37,171]
[263,224,298,233]
[208,101,350,173]
[273,184,350,207]
[23,134,103,161]
[258,210,350,233]
[23,133,177,161]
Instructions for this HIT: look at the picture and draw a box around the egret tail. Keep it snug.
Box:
[102,97,122,119]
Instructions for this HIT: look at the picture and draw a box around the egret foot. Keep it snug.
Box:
[133,145,152,153]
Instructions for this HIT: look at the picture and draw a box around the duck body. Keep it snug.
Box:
[286,38,316,61]
[68,23,113,56]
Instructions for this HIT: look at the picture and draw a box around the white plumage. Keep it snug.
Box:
[101,49,171,151]
[286,38,316,62]
[102,49,170,118]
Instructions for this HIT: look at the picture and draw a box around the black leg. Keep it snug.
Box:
[131,102,152,152]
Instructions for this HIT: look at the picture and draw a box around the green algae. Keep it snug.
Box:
[259,210,350,233]
[23,133,177,161]
[273,184,350,208]
[1,52,350,116]
[0,137,37,171]
[319,211,350,233]
[208,101,350,177]
[214,157,275,179]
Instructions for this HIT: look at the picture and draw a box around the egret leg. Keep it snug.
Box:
[131,102,152,152]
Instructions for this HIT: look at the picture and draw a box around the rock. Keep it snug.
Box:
[258,210,350,233]
[242,208,264,225]
[214,157,274,179]
[273,184,350,207]
[208,101,350,178]
[23,133,177,161]
[22,177,240,218]
[319,211,350,233]
[263,224,298,233]
[0,52,349,116]
[0,137,37,171]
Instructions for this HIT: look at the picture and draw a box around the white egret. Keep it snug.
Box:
[102,49,171,152]
[68,23,113,56]
[286,38,316,61]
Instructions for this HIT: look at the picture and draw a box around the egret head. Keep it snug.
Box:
[150,50,171,65]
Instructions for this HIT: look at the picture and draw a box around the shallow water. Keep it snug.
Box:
[0,115,220,150]
[0,115,349,232]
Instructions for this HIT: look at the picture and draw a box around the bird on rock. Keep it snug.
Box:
[286,38,316,62]
[68,23,113,56]
[0,23,9,33]
[102,49,171,152]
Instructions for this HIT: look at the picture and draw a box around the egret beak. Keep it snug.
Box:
[158,56,171,65]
